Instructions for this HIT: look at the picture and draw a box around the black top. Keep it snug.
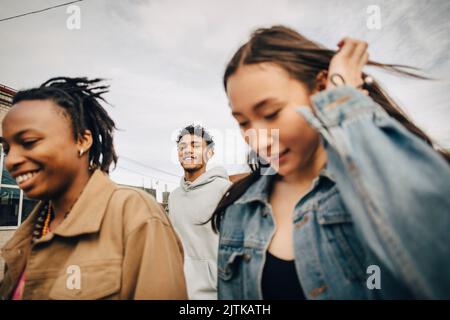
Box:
[261,251,306,300]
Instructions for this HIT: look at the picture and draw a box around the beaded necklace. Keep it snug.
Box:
[32,202,53,244]
[42,204,52,237]
[31,191,83,244]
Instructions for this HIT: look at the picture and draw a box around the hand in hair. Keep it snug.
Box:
[327,37,369,94]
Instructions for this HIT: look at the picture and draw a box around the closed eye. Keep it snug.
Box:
[264,109,281,120]
[238,121,250,128]
[22,139,38,149]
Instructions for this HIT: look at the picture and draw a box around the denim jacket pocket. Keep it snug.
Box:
[218,248,244,281]
[218,247,248,300]
[317,210,367,281]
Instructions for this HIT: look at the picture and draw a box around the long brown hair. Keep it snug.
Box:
[209,25,450,233]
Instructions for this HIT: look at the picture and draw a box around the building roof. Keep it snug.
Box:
[0,84,16,96]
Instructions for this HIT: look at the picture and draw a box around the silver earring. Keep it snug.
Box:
[79,149,84,157]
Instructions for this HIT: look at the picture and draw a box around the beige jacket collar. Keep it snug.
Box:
[2,170,116,251]
[52,170,116,237]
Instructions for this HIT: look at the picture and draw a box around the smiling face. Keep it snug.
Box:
[226,63,324,177]
[1,99,87,200]
[177,134,212,173]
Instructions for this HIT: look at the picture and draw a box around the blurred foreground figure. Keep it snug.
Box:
[0,77,187,300]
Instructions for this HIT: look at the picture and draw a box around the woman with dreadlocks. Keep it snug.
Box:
[0,77,187,300]
[210,26,450,300]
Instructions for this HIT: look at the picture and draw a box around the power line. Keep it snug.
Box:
[117,165,177,183]
[118,155,180,178]
[116,165,178,186]
[0,0,83,23]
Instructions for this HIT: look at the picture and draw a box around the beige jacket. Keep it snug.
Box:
[0,170,187,300]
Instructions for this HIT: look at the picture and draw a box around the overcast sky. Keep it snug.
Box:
[1,0,449,199]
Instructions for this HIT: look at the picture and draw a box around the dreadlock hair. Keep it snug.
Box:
[176,124,215,150]
[12,77,117,173]
[209,25,450,234]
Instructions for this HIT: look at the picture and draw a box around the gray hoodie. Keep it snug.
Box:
[168,166,232,300]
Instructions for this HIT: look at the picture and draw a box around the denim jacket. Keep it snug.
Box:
[217,86,450,300]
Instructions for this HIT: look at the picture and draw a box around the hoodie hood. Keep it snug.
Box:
[180,166,229,192]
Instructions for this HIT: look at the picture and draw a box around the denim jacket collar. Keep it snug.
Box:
[234,172,273,205]
[234,166,335,205]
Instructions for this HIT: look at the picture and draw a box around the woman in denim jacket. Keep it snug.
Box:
[209,26,450,299]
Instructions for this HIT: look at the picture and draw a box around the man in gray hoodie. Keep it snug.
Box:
[168,125,232,300]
